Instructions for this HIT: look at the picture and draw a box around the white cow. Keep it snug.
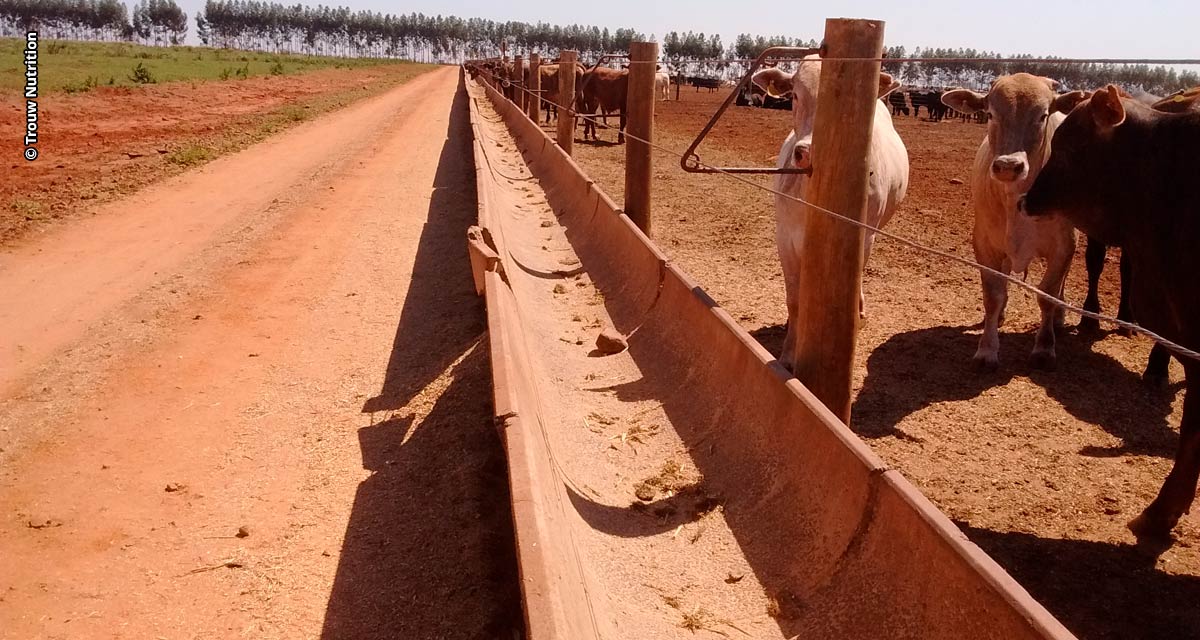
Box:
[941,74,1088,370]
[751,55,910,372]
[655,71,670,100]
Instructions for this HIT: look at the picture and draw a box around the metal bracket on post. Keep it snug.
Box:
[680,46,822,176]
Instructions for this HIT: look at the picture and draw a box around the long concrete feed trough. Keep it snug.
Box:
[465,68,1076,640]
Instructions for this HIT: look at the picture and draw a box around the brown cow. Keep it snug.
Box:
[579,66,629,143]
[941,74,1089,370]
[1022,85,1200,540]
[537,63,584,124]
[1152,85,1200,113]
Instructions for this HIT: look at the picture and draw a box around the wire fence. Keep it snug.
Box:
[472,67,1200,364]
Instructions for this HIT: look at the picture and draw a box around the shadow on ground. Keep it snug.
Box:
[321,74,523,640]
[961,523,1200,640]
[848,324,1182,457]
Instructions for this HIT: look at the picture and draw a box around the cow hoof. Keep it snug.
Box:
[1029,350,1057,371]
[1128,508,1179,541]
[971,354,999,372]
[1078,317,1101,333]
[1117,325,1136,338]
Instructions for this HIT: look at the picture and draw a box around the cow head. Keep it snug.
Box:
[942,74,1088,189]
[1151,85,1200,113]
[1021,84,1133,242]
[751,54,899,171]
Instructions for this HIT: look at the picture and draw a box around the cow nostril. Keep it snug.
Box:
[991,158,1025,175]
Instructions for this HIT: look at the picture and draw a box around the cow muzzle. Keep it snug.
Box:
[990,153,1028,183]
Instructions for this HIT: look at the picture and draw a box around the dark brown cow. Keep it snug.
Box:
[1152,85,1200,113]
[1083,84,1199,384]
[1022,85,1200,540]
[579,66,629,143]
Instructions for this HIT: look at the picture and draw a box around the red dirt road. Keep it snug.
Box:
[0,67,521,639]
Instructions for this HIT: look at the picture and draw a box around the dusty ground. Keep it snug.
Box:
[0,62,430,245]
[0,67,522,639]
[568,88,1198,640]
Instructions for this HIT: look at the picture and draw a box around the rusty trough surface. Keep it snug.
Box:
[464,68,1077,640]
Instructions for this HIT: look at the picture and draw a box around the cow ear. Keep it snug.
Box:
[1051,90,1090,115]
[1041,77,1062,92]
[1091,84,1127,129]
[941,89,988,115]
[877,72,901,98]
[752,68,794,98]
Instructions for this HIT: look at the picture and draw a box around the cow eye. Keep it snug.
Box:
[1040,112,1049,122]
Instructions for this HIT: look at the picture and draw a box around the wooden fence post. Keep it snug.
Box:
[625,41,657,235]
[513,54,524,110]
[529,53,541,122]
[557,50,577,156]
[791,18,886,423]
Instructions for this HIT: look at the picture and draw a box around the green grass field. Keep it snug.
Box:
[1,38,416,94]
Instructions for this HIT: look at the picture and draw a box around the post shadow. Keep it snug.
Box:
[321,73,522,640]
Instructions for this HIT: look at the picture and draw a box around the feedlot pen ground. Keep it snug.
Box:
[563,90,1197,639]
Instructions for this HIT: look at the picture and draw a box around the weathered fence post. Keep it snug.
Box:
[513,54,524,109]
[557,50,577,156]
[792,17,886,423]
[529,53,541,123]
[625,41,657,235]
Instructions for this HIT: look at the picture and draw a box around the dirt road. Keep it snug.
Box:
[0,66,522,639]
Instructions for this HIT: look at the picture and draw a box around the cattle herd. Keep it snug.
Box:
[467,55,1200,543]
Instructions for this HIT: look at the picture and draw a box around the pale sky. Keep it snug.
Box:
[176,0,1200,59]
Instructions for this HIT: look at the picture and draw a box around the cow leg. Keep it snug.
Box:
[1116,250,1136,336]
[618,112,627,144]
[780,264,801,373]
[1144,343,1172,387]
[1080,237,1106,333]
[1130,370,1200,539]
[859,232,879,319]
[777,206,805,373]
[1031,236,1075,370]
[972,243,1009,371]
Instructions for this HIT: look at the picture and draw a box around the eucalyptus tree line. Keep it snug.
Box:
[194,1,646,63]
[0,0,1195,93]
[0,0,186,43]
[131,0,186,45]
[0,0,134,40]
